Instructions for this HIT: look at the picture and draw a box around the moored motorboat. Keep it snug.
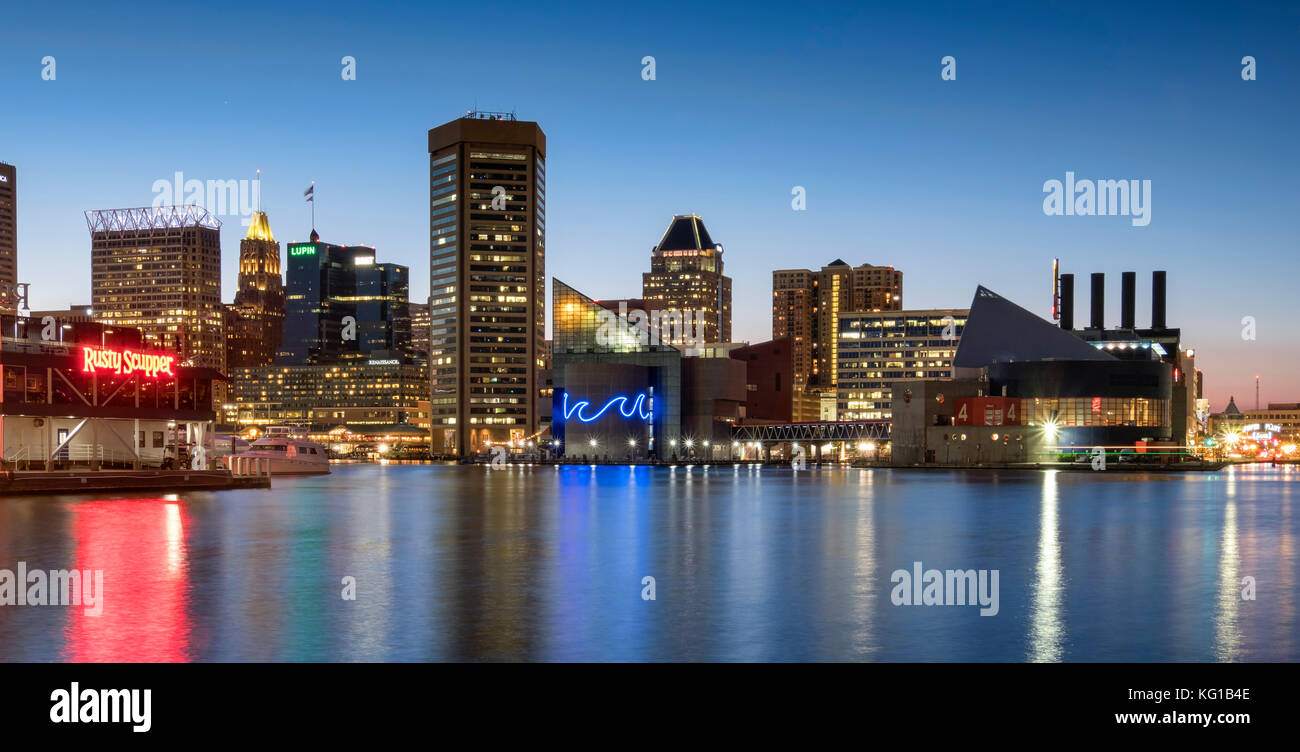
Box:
[228,427,330,475]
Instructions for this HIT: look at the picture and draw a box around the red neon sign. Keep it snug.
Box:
[81,346,176,378]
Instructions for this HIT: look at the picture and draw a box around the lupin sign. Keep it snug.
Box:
[81,346,176,378]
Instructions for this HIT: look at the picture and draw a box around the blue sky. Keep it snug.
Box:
[1,0,1296,409]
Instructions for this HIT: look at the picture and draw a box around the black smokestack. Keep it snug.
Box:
[1059,273,1074,330]
[1152,270,1167,329]
[1090,272,1105,330]
[1121,271,1136,330]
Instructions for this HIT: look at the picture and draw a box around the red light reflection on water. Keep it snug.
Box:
[63,498,192,662]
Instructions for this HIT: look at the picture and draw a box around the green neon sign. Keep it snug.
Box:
[290,244,316,257]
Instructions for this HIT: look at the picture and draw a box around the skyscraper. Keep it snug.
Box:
[0,162,16,298]
[86,205,224,371]
[225,211,285,368]
[351,255,410,357]
[641,214,732,344]
[772,260,902,391]
[278,232,409,363]
[408,299,431,357]
[772,269,816,391]
[427,111,546,455]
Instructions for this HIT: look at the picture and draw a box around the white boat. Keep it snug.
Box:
[228,427,331,475]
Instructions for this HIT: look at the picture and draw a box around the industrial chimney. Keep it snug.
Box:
[1121,271,1136,330]
[1090,272,1105,330]
[1152,270,1167,330]
[1059,273,1074,330]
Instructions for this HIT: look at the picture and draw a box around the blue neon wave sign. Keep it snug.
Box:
[562,391,653,423]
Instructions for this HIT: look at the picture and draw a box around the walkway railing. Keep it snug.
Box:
[731,420,891,443]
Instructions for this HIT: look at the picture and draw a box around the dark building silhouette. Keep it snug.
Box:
[278,231,409,364]
[728,337,818,422]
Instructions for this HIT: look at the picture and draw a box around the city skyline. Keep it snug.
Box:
[1,1,1297,410]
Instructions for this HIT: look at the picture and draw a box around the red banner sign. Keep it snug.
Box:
[81,346,176,378]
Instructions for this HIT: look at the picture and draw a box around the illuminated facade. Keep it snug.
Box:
[1060,269,1198,450]
[773,260,903,392]
[772,269,815,390]
[85,205,225,373]
[551,279,745,461]
[893,286,1179,466]
[641,214,731,344]
[408,299,430,357]
[1211,400,1300,444]
[0,162,15,295]
[836,309,968,421]
[228,360,428,430]
[0,315,218,471]
[225,211,285,368]
[427,112,547,455]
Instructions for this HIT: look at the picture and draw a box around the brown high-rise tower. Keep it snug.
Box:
[427,111,546,456]
[772,260,902,391]
[225,211,285,368]
[0,162,16,297]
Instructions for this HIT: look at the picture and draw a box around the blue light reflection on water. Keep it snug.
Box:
[0,463,1294,661]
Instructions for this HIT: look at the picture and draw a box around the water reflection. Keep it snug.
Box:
[1214,475,1241,662]
[64,499,192,662]
[0,463,1295,661]
[1028,470,1064,662]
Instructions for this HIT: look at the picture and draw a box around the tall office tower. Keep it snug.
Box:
[226,211,285,368]
[350,253,410,357]
[772,269,817,391]
[86,205,225,371]
[427,111,546,455]
[0,162,16,298]
[773,259,902,392]
[278,232,408,364]
[408,299,431,357]
[279,231,352,363]
[641,214,732,344]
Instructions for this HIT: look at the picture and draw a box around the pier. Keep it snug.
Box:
[0,468,270,496]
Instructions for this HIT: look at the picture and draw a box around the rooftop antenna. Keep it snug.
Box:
[255,168,262,212]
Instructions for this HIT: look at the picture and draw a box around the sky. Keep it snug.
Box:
[1,0,1296,410]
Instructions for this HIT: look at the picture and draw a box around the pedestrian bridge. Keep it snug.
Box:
[731,420,890,443]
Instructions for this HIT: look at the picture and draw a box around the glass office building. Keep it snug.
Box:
[278,234,410,364]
